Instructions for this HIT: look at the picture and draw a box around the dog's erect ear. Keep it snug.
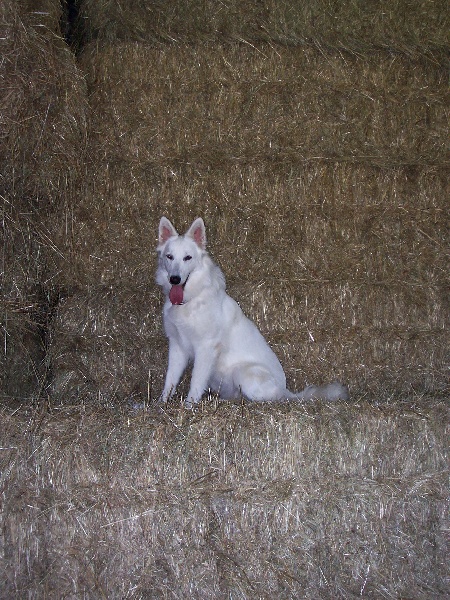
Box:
[159,217,178,245]
[186,218,206,250]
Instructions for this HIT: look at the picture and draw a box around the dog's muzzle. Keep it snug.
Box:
[168,275,189,305]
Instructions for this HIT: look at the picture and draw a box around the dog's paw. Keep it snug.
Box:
[157,393,170,405]
[183,395,203,410]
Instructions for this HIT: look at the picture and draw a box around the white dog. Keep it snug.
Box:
[156,217,349,408]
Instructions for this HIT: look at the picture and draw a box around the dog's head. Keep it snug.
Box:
[156,217,207,303]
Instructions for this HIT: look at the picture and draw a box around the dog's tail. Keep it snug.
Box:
[293,381,349,402]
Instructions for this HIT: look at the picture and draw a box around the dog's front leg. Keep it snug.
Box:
[160,340,189,403]
[186,346,218,408]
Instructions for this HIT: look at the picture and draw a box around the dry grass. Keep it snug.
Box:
[44,44,448,401]
[1,2,448,598]
[2,6,447,403]
[80,44,448,169]
[75,0,450,64]
[0,0,87,203]
[0,0,87,401]
[1,397,448,599]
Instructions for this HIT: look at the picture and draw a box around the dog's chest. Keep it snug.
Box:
[164,297,217,346]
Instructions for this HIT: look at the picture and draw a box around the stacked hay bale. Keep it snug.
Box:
[46,2,449,402]
[0,0,87,400]
[1,398,448,598]
[1,1,448,598]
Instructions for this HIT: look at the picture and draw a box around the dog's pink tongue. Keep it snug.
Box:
[169,285,184,305]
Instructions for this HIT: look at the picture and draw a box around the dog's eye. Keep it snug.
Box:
[183,255,192,262]
[166,254,174,260]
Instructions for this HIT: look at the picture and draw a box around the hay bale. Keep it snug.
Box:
[3,10,445,402]
[1,399,448,597]
[74,0,449,64]
[44,42,447,400]
[12,0,64,34]
[1,4,446,598]
[48,286,165,404]
[0,297,46,401]
[79,44,448,169]
[0,0,87,203]
[0,208,49,401]
[48,158,448,399]
[0,0,87,401]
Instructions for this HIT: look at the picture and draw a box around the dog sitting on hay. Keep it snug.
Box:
[157,217,349,408]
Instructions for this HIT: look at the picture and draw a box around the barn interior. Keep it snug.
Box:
[1,1,448,597]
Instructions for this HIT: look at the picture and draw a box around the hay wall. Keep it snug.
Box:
[1,0,447,403]
[47,43,448,401]
[1,399,448,598]
[75,0,449,64]
[0,0,87,400]
[1,2,449,598]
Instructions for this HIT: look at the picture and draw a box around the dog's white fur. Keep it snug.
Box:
[156,217,349,408]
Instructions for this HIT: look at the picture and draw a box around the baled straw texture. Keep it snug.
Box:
[0,0,87,204]
[0,0,87,401]
[1,7,448,599]
[1,398,448,598]
[80,44,448,170]
[48,163,448,400]
[46,43,448,401]
[75,0,449,64]
[48,285,165,404]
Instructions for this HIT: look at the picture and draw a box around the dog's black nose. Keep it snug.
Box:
[170,275,181,285]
